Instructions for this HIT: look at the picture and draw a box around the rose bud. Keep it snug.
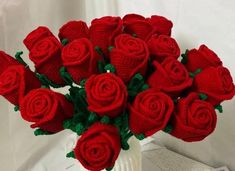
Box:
[74,123,121,171]
[29,36,64,85]
[192,66,235,106]
[58,20,89,42]
[85,73,128,118]
[147,15,173,36]
[23,26,53,50]
[0,51,20,75]
[129,89,174,137]
[89,16,123,57]
[185,45,223,72]
[61,38,100,84]
[147,35,180,63]
[147,58,193,98]
[170,93,217,142]
[110,34,149,82]
[123,13,155,41]
[20,88,74,133]
[0,65,41,106]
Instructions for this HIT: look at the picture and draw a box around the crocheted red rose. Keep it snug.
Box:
[74,123,121,171]
[110,34,149,82]
[147,58,193,98]
[23,26,53,50]
[62,38,100,84]
[58,21,89,42]
[0,51,20,75]
[129,89,174,137]
[147,15,173,36]
[185,45,223,72]
[89,16,123,57]
[85,73,128,118]
[20,88,74,133]
[123,14,155,40]
[0,65,41,105]
[192,66,235,106]
[170,93,217,142]
[29,36,64,85]
[147,35,180,62]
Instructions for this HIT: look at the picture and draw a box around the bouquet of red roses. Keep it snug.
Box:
[0,14,234,171]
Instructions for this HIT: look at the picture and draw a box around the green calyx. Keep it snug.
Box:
[100,116,110,124]
[34,129,53,136]
[189,68,202,78]
[108,46,114,52]
[215,104,223,113]
[106,166,114,171]
[181,49,189,64]
[132,33,137,38]
[163,124,173,133]
[61,39,69,46]
[66,151,75,159]
[134,133,145,140]
[104,64,116,73]
[199,93,208,100]
[79,79,87,87]
[14,106,19,112]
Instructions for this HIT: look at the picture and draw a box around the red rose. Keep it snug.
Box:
[123,14,155,40]
[147,35,180,62]
[23,26,53,50]
[74,123,121,171]
[58,21,89,42]
[147,15,173,36]
[129,89,174,137]
[61,38,100,84]
[185,45,223,72]
[0,51,20,75]
[0,65,41,105]
[85,73,128,118]
[20,88,74,133]
[147,58,193,98]
[192,66,235,106]
[29,36,64,85]
[170,93,217,142]
[89,16,123,57]
[110,34,149,82]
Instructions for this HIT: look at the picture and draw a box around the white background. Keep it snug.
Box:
[0,0,235,170]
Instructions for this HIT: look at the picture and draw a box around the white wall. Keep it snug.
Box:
[0,0,235,170]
